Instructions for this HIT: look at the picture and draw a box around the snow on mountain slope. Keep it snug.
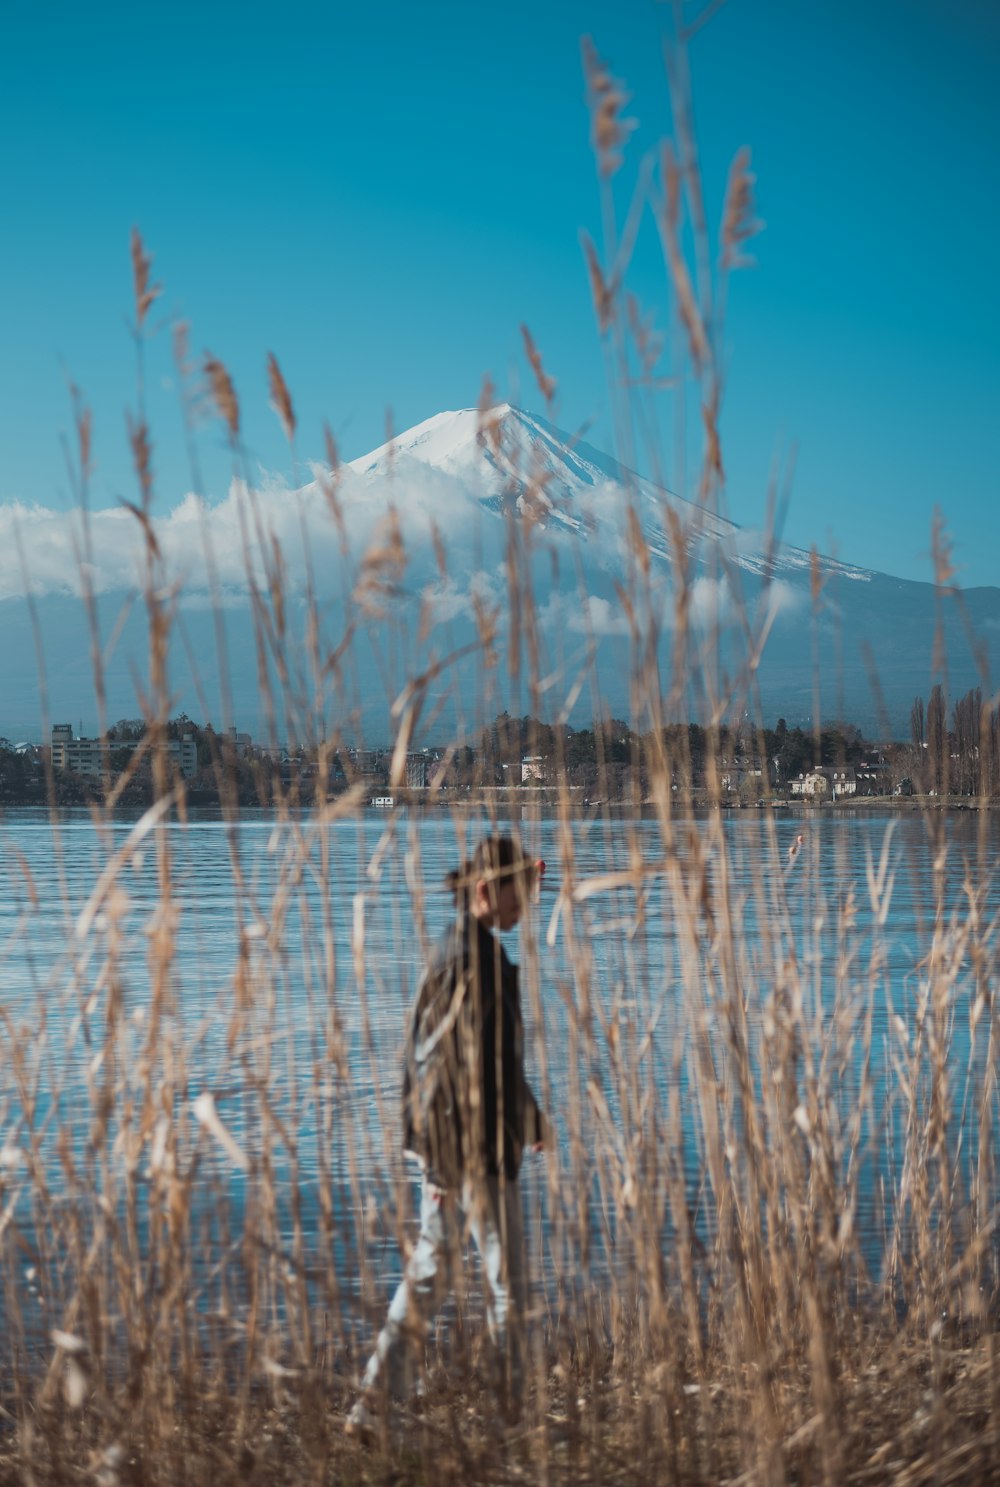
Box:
[348,404,876,585]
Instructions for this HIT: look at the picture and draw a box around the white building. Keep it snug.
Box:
[50,724,198,781]
[790,767,856,799]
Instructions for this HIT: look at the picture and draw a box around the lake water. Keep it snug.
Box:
[1,805,997,1345]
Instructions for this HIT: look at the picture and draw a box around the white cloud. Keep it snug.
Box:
[687,576,732,627]
[417,566,507,626]
[571,595,632,637]
[760,578,806,623]
[0,461,501,604]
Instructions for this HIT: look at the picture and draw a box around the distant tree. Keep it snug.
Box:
[454,745,476,784]
[0,739,39,801]
[814,723,865,767]
[738,771,765,804]
[952,688,982,796]
[775,726,810,782]
[687,724,707,780]
[564,729,596,769]
[166,713,196,739]
[598,717,633,764]
[196,725,217,771]
[523,716,556,760]
[109,718,145,742]
[988,703,1000,798]
[926,685,947,794]
[910,696,925,750]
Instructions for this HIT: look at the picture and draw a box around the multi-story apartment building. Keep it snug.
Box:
[50,725,198,781]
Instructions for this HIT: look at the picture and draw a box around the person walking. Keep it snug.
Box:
[347,835,545,1436]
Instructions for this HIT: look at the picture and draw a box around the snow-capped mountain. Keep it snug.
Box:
[348,404,874,583]
[0,405,995,738]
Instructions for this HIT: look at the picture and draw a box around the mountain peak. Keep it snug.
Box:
[348,403,531,477]
[346,404,737,548]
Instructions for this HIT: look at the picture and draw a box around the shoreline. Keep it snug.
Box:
[2,790,997,820]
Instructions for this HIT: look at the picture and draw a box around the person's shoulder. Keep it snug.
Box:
[411,924,459,1026]
[424,917,464,975]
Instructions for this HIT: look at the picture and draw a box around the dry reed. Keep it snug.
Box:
[1,20,999,1487]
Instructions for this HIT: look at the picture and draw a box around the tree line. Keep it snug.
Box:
[474,712,874,799]
[7,692,1000,806]
[909,685,1000,797]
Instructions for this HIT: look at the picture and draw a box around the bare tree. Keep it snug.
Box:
[927,684,947,795]
[952,687,981,796]
[910,695,926,788]
[910,695,925,749]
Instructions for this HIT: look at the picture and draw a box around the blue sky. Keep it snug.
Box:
[2,0,997,586]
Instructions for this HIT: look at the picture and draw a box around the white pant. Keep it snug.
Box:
[359,1169,527,1404]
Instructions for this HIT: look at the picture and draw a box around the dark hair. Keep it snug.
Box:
[445,834,536,904]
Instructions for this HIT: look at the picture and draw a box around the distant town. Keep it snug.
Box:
[1,684,996,808]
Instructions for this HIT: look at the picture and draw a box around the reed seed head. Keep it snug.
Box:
[203,354,240,439]
[721,146,763,270]
[130,227,161,330]
[267,352,297,443]
[581,36,637,179]
[521,324,557,409]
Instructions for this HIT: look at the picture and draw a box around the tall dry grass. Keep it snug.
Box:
[1,14,999,1487]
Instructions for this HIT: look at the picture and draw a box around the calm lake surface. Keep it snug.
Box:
[1,805,997,1319]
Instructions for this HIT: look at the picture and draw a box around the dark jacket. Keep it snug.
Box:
[402,913,544,1186]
